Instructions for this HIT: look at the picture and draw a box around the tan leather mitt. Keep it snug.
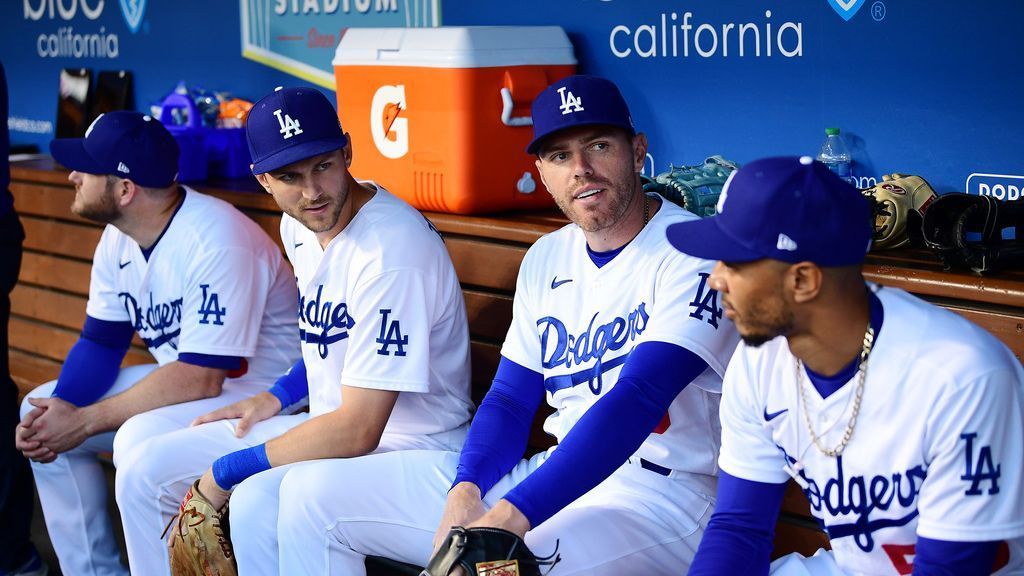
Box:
[165,479,237,576]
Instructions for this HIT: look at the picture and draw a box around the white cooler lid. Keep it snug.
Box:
[333,26,576,68]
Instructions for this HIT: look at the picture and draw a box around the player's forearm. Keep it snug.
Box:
[264,404,389,465]
[82,361,227,434]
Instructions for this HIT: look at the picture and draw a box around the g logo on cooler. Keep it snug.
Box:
[371,85,408,159]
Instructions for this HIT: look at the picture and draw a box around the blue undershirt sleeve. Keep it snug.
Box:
[453,357,544,496]
[503,341,707,528]
[688,470,787,575]
[267,358,309,411]
[52,315,133,407]
[913,537,1000,576]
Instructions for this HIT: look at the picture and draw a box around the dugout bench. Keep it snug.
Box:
[8,157,1024,574]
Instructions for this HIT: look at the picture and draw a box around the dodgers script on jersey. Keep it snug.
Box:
[280,184,473,435]
[719,287,1024,575]
[85,188,299,382]
[501,196,740,474]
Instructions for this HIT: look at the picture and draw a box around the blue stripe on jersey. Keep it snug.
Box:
[688,470,786,575]
[140,187,187,260]
[453,357,544,496]
[52,316,133,406]
[805,289,885,399]
[178,352,243,371]
[141,329,181,350]
[542,351,631,394]
[504,342,707,528]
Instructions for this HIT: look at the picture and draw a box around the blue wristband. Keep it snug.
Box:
[211,444,272,490]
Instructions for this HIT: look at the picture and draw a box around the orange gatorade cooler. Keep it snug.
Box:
[332,27,576,214]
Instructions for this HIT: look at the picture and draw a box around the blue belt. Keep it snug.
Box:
[639,459,672,477]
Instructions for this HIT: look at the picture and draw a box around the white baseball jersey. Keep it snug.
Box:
[280,184,473,435]
[86,187,300,383]
[720,286,1024,575]
[501,196,740,474]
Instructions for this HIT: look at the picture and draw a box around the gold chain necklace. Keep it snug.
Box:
[796,323,875,458]
[642,192,650,224]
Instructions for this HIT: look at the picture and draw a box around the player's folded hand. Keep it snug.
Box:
[15,407,57,463]
[22,397,90,456]
[191,391,282,438]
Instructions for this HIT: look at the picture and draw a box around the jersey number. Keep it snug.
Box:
[198,285,227,326]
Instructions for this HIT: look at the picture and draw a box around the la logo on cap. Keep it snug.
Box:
[777,233,798,251]
[557,86,584,116]
[273,109,303,140]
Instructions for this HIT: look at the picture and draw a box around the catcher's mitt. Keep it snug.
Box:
[860,173,938,250]
[421,527,560,576]
[642,155,740,218]
[164,480,237,576]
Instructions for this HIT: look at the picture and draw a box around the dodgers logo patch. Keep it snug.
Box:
[120,292,183,350]
[786,453,925,552]
[826,0,866,21]
[539,302,649,394]
[119,0,146,33]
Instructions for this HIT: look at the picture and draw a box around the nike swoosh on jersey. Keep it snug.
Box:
[294,242,304,248]
[119,260,131,269]
[550,277,573,289]
[763,407,788,421]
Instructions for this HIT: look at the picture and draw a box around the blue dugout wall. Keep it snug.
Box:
[3,0,1021,196]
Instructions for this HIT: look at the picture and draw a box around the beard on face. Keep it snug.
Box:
[731,295,795,348]
[72,178,121,223]
[285,185,348,234]
[557,173,639,233]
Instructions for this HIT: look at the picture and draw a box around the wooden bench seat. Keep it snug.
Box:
[10,157,1023,572]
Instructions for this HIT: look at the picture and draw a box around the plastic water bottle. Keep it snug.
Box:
[817,127,855,185]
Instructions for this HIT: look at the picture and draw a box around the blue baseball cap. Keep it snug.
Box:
[526,75,635,155]
[49,111,180,188]
[246,87,348,175]
[666,156,872,266]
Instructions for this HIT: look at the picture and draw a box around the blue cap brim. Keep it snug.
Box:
[251,134,349,175]
[49,138,106,174]
[666,217,768,263]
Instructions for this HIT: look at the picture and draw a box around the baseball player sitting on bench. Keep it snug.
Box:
[14,111,300,576]
[114,86,475,574]
[670,156,1024,575]
[255,74,741,575]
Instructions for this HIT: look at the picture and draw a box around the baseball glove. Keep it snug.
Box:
[642,155,740,218]
[421,527,560,576]
[164,480,237,576]
[860,173,938,250]
[922,192,1024,274]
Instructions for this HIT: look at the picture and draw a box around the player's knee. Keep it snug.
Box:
[112,412,152,466]
[112,434,170,503]
[229,474,272,526]
[276,467,352,543]
[19,380,56,420]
